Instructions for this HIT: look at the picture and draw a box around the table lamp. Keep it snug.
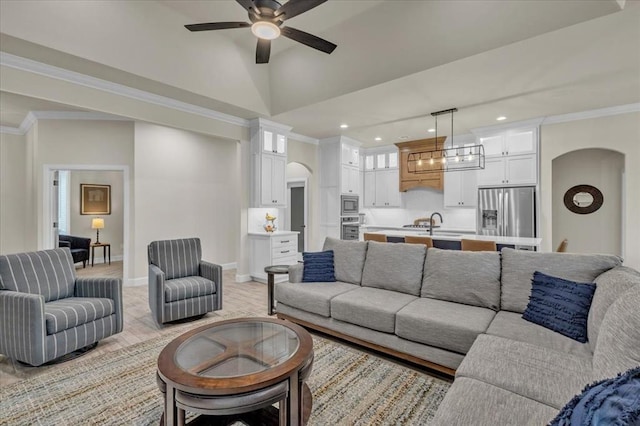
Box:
[91,218,104,244]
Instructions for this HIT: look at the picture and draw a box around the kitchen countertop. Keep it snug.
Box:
[361,225,476,234]
[248,230,299,237]
[365,229,541,247]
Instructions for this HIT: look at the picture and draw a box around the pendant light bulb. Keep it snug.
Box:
[417,159,423,166]
[430,157,434,165]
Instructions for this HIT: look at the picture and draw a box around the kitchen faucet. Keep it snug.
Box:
[429,212,443,236]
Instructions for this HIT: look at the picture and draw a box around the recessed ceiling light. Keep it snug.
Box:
[399,136,409,140]
[374,137,382,141]
[427,128,435,133]
[340,124,349,129]
[496,116,507,121]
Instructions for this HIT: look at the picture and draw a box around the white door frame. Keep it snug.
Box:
[42,164,131,284]
[286,177,309,252]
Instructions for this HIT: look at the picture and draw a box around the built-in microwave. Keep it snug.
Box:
[341,195,359,216]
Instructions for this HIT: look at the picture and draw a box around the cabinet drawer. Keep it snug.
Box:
[272,245,296,257]
[273,237,296,249]
[272,253,298,265]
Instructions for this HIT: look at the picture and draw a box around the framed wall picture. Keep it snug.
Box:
[81,184,111,215]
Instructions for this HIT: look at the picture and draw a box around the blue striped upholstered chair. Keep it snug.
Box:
[147,238,223,326]
[0,248,123,366]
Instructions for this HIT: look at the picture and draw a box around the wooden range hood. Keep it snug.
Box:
[395,136,447,192]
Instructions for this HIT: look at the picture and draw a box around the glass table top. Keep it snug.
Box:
[175,320,300,378]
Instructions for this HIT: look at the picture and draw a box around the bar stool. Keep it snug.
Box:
[403,235,433,247]
[364,233,387,242]
[461,239,497,251]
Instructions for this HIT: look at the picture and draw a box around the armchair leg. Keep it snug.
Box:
[82,260,86,268]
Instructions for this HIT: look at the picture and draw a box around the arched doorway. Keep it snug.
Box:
[552,148,624,256]
[286,162,312,253]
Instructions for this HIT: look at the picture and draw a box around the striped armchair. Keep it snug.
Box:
[0,248,123,366]
[147,238,223,326]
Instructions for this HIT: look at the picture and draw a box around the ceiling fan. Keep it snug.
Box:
[185,0,337,64]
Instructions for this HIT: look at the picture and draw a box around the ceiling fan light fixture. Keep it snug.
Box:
[251,21,280,40]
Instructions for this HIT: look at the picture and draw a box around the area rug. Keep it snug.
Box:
[0,314,450,425]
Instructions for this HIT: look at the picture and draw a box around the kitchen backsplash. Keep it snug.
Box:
[360,188,476,231]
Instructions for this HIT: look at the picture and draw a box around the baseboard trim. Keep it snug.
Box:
[235,274,252,283]
[221,262,237,270]
[91,255,124,264]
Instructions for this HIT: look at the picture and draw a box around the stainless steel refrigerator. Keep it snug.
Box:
[477,186,536,239]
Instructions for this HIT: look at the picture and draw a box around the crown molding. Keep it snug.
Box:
[541,103,640,125]
[0,126,22,135]
[249,117,293,133]
[289,132,319,145]
[470,117,545,137]
[0,52,251,128]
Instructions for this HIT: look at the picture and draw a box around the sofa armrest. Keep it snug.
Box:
[58,240,71,248]
[0,290,47,366]
[288,263,304,283]
[74,277,123,332]
[200,260,223,309]
[148,263,166,325]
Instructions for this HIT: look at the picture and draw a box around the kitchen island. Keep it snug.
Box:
[362,227,541,250]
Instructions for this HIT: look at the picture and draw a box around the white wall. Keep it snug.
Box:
[541,112,640,268]
[552,149,623,256]
[0,132,28,254]
[69,170,125,258]
[133,122,240,279]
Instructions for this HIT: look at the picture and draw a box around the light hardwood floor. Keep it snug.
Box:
[0,262,269,387]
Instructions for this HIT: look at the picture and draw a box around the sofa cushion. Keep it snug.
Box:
[148,238,202,281]
[592,284,640,381]
[164,276,216,303]
[322,238,368,285]
[500,248,621,313]
[396,298,495,354]
[360,241,426,296]
[486,311,592,358]
[421,248,501,310]
[331,287,417,333]
[522,271,596,343]
[0,248,76,302]
[431,377,558,426]
[302,251,336,282]
[588,266,640,352]
[274,281,359,317]
[44,297,115,334]
[456,334,593,409]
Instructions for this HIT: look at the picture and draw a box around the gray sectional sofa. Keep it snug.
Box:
[274,237,640,424]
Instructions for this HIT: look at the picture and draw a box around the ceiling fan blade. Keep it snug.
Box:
[275,0,327,20]
[280,26,337,54]
[235,0,260,15]
[256,39,271,64]
[185,22,251,32]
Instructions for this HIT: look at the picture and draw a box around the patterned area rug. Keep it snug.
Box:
[0,314,450,425]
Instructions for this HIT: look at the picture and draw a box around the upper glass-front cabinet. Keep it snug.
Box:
[364,151,398,170]
[262,130,287,155]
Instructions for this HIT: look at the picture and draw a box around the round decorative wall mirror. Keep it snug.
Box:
[563,184,604,214]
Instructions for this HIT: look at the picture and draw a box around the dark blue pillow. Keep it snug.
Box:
[522,271,596,342]
[302,250,336,282]
[550,366,640,426]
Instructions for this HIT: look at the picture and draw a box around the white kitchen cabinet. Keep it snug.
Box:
[477,153,536,186]
[375,151,398,169]
[365,169,400,207]
[479,129,536,158]
[341,164,359,194]
[260,153,287,206]
[341,143,360,167]
[249,232,298,283]
[251,118,291,207]
[262,130,287,155]
[444,169,477,207]
[364,154,375,171]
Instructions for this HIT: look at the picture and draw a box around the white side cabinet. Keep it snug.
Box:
[249,232,299,283]
[444,170,477,207]
[341,165,359,194]
[251,119,291,207]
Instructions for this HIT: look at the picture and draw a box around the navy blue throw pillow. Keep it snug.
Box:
[550,366,640,426]
[522,271,596,342]
[302,250,336,282]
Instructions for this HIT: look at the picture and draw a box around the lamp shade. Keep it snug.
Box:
[91,218,105,229]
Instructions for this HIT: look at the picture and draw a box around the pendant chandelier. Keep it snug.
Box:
[407,108,485,173]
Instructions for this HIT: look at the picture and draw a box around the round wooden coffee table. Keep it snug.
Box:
[157,317,314,426]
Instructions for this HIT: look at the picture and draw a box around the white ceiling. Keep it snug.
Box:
[1,0,639,146]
